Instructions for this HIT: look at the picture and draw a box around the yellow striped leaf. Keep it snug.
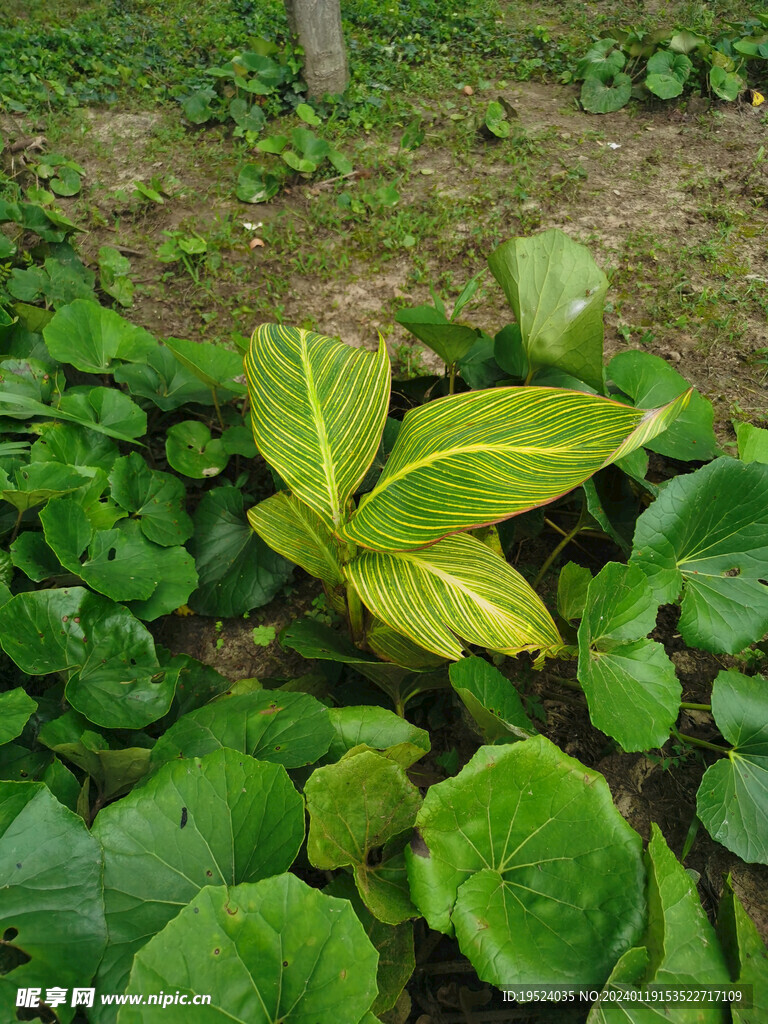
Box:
[247,492,344,595]
[245,324,390,530]
[346,533,562,661]
[345,387,690,551]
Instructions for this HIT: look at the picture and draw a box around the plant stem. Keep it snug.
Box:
[673,728,729,754]
[680,702,712,712]
[346,582,365,645]
[448,362,457,395]
[533,504,589,588]
[210,387,224,430]
[9,508,23,543]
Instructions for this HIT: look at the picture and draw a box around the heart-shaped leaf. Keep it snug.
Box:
[114,345,213,410]
[406,736,645,987]
[117,876,379,1024]
[92,748,305,1020]
[161,336,246,394]
[631,458,768,654]
[326,706,430,768]
[0,782,106,1024]
[236,163,282,203]
[580,68,633,113]
[697,669,768,864]
[58,386,147,440]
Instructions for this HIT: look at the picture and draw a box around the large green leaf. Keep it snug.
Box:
[717,876,768,1024]
[0,587,172,729]
[487,228,607,389]
[117,877,379,1024]
[0,687,37,745]
[113,345,213,410]
[305,750,421,923]
[41,496,196,609]
[406,736,645,986]
[161,335,247,394]
[577,562,680,751]
[0,782,106,1024]
[631,458,768,653]
[325,874,414,1016]
[247,490,345,593]
[326,706,430,768]
[92,749,304,1021]
[0,461,94,512]
[188,485,293,616]
[39,711,151,801]
[245,324,390,530]
[150,690,333,770]
[43,299,156,372]
[58,386,147,440]
[608,351,718,460]
[448,656,536,742]
[345,386,690,551]
[696,669,768,865]
[394,305,480,366]
[109,453,193,546]
[347,533,563,661]
[30,421,119,471]
[580,69,633,113]
[588,829,730,1022]
[736,421,768,464]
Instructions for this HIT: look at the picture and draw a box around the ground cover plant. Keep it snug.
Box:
[2,1,768,1022]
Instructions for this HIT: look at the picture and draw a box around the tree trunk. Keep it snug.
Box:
[284,0,348,99]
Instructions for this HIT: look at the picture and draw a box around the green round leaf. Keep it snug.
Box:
[631,458,768,654]
[188,485,292,616]
[30,421,119,471]
[580,69,633,113]
[709,65,744,101]
[118,876,379,1024]
[58,385,147,440]
[161,336,246,393]
[646,73,685,99]
[165,420,229,478]
[577,562,680,752]
[697,669,768,864]
[43,299,156,373]
[0,782,106,1024]
[150,690,333,770]
[236,163,282,203]
[92,748,304,1020]
[50,165,82,196]
[406,736,645,987]
[646,50,693,83]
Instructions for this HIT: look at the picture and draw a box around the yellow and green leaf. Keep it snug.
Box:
[245,324,390,530]
[346,533,563,661]
[247,491,344,593]
[345,386,690,551]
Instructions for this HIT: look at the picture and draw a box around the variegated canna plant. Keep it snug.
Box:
[245,323,688,668]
